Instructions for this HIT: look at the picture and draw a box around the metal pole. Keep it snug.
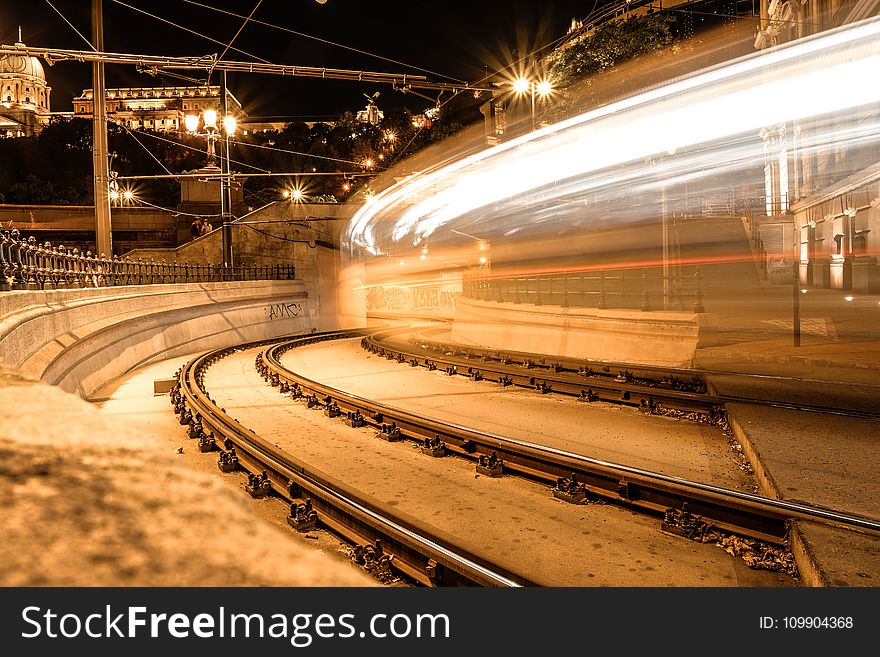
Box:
[792,259,801,347]
[92,0,112,257]
[530,83,536,132]
[220,71,233,269]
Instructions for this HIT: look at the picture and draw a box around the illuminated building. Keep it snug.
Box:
[0,31,51,137]
[71,85,243,133]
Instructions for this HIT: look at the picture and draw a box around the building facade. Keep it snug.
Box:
[72,85,243,133]
[0,33,51,137]
[755,0,880,292]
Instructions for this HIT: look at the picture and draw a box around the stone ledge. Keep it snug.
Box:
[0,369,373,587]
[0,282,315,399]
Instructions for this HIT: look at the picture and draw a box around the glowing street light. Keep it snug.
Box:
[512,77,554,130]
[184,108,236,167]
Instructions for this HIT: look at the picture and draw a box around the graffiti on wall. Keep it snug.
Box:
[412,288,458,311]
[265,302,303,320]
[365,285,459,313]
[365,286,408,311]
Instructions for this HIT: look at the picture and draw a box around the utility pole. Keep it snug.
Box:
[220,71,233,270]
[92,0,112,256]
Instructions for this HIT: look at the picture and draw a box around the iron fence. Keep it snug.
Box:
[462,267,704,313]
[0,230,294,291]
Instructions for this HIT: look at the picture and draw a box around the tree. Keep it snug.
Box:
[548,14,675,88]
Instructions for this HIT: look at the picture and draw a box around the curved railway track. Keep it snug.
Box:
[260,331,880,546]
[363,326,880,421]
[172,331,539,588]
[173,329,880,586]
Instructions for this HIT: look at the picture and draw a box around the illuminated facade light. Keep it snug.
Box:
[184,114,199,132]
[223,115,237,135]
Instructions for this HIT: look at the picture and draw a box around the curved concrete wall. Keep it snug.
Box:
[452,296,709,368]
[0,281,317,399]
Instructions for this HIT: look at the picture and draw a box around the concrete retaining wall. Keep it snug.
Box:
[0,281,317,399]
[452,296,708,368]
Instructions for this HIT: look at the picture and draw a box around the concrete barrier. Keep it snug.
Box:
[0,281,317,399]
[451,296,710,368]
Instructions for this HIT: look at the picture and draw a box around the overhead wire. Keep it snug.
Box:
[209,0,264,81]
[109,120,271,173]
[43,0,96,50]
[230,138,368,167]
[111,119,175,176]
[178,0,466,84]
[109,0,272,64]
[135,198,222,218]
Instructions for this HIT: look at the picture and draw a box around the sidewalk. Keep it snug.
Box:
[692,283,880,585]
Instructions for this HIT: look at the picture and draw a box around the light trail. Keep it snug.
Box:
[344,17,880,258]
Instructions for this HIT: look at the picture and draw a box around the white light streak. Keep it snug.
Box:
[345,18,880,256]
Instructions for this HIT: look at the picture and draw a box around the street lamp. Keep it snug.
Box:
[512,77,553,131]
[185,109,236,167]
[185,103,237,269]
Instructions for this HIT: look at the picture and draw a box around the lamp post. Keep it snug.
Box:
[184,108,234,168]
[512,77,553,131]
[184,97,237,269]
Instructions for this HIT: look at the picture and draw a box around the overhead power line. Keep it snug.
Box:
[0,44,491,92]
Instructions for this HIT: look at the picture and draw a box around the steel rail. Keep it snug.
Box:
[175,333,536,587]
[262,333,880,543]
[369,327,880,421]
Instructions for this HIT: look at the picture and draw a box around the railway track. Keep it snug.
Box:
[172,329,880,585]
[172,331,540,588]
[363,326,880,421]
[260,331,880,549]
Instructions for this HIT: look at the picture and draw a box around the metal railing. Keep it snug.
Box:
[462,267,704,313]
[0,230,295,291]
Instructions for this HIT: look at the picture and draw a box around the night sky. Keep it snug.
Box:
[3,0,601,120]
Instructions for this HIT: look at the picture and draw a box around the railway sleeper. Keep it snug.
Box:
[352,540,396,584]
[186,414,203,439]
[552,473,594,505]
[476,451,504,477]
[198,432,217,453]
[287,498,318,533]
[421,435,446,458]
[324,401,341,418]
[217,447,239,473]
[377,422,402,442]
[578,388,600,402]
[245,470,272,499]
[661,503,714,541]
[344,411,365,428]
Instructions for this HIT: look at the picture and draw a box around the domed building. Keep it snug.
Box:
[0,30,52,137]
